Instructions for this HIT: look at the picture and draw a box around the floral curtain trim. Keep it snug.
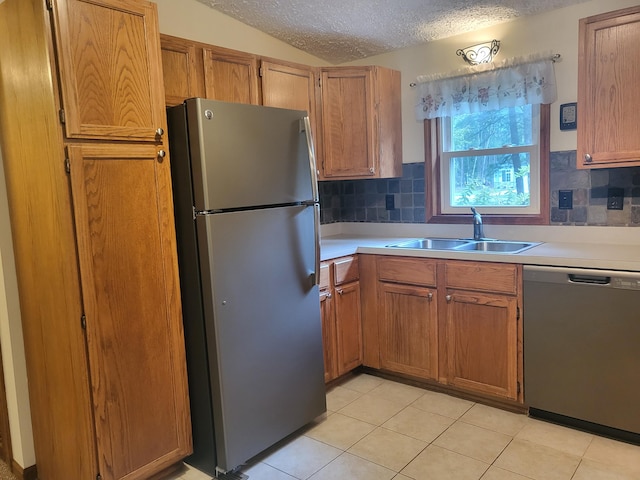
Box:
[415,57,557,120]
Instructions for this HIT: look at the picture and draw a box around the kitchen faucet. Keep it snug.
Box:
[471,207,484,240]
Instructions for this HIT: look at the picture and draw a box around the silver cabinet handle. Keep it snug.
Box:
[157,150,166,161]
[445,294,452,303]
[156,127,165,137]
[427,292,433,301]
[584,154,592,163]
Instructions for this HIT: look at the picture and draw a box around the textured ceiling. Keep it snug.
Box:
[197,0,586,63]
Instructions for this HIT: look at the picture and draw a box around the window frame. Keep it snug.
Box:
[425,104,550,225]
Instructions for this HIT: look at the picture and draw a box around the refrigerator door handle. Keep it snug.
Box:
[301,116,319,202]
[312,203,321,286]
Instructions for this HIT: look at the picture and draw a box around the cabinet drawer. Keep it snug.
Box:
[445,261,518,295]
[334,256,359,285]
[377,256,436,287]
[319,262,331,290]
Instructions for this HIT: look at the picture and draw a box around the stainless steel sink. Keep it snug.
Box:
[455,240,538,254]
[386,237,540,254]
[387,238,472,250]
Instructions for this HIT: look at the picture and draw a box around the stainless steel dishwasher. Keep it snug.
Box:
[523,265,640,443]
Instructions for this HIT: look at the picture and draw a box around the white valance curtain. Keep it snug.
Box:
[414,54,558,120]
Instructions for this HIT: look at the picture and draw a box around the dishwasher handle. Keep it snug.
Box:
[568,273,611,285]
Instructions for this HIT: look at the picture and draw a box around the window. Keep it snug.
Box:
[416,56,555,225]
[441,104,540,214]
[425,104,549,224]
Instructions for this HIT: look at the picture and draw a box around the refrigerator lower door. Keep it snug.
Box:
[197,204,326,473]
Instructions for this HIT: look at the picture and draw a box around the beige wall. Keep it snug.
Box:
[345,0,640,165]
[0,147,35,468]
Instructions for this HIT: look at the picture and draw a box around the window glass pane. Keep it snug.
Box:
[447,105,533,151]
[449,153,531,207]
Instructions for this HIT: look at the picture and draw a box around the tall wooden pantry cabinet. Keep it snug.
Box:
[0,0,192,479]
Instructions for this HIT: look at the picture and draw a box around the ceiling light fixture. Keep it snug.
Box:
[457,39,500,65]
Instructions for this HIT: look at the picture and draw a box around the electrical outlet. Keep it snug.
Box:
[385,194,395,210]
[559,190,573,209]
[607,187,624,210]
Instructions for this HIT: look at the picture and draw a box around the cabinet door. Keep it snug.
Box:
[378,283,438,380]
[203,46,259,104]
[68,144,191,480]
[320,289,338,382]
[261,60,321,169]
[160,34,204,106]
[334,280,363,375]
[320,67,376,178]
[578,7,640,168]
[51,0,167,142]
[445,290,518,400]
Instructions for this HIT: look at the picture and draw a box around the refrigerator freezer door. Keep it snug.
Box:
[186,98,315,211]
[197,205,326,472]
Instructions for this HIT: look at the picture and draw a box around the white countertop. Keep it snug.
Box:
[320,223,640,272]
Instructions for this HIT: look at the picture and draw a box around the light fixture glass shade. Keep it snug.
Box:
[456,40,500,65]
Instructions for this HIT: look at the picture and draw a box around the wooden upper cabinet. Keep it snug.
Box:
[260,59,321,169]
[68,143,192,480]
[577,6,640,168]
[320,66,402,180]
[203,45,260,104]
[160,34,204,106]
[50,0,167,142]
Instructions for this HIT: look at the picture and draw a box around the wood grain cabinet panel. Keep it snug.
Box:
[51,0,167,141]
[441,260,522,402]
[160,34,204,106]
[68,144,192,479]
[202,45,259,104]
[335,280,363,375]
[319,66,402,180]
[260,59,322,172]
[444,290,519,400]
[320,257,362,382]
[577,6,640,168]
[378,282,438,380]
[364,256,523,404]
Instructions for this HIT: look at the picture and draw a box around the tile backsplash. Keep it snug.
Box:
[319,151,640,226]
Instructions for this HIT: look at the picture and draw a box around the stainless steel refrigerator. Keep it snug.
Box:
[167,98,326,477]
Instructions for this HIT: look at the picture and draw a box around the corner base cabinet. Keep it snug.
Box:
[0,0,192,479]
[320,256,363,382]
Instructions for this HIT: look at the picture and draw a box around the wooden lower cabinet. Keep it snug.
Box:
[376,256,438,380]
[444,290,519,400]
[378,282,438,379]
[363,255,523,404]
[320,256,363,382]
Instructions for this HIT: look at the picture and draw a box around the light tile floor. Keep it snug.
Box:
[168,373,640,480]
